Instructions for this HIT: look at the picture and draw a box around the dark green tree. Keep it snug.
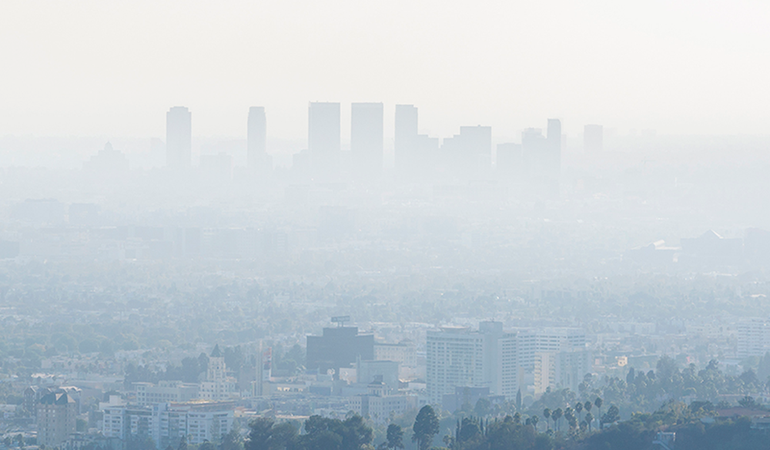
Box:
[385,424,404,450]
[551,408,562,432]
[199,442,217,450]
[601,405,620,428]
[412,405,439,450]
[220,427,243,450]
[246,417,298,450]
[457,418,481,444]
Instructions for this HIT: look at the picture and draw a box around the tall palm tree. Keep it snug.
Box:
[543,408,551,430]
[594,397,603,421]
[552,408,562,431]
[575,402,583,422]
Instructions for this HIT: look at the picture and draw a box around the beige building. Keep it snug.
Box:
[135,381,199,406]
[37,392,77,447]
[374,340,417,367]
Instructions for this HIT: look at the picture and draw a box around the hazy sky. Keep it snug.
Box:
[1,0,769,140]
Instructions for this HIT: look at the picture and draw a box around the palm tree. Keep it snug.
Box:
[575,402,583,422]
[564,407,575,430]
[585,412,594,432]
[543,408,551,430]
[531,415,539,432]
[552,408,562,432]
[594,397,603,420]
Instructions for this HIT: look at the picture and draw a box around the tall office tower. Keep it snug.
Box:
[533,347,592,394]
[166,107,192,169]
[584,124,603,154]
[426,321,518,405]
[459,125,492,172]
[395,104,418,174]
[737,318,770,358]
[247,107,269,173]
[521,128,547,177]
[514,327,587,371]
[351,103,384,178]
[547,118,562,173]
[308,102,341,179]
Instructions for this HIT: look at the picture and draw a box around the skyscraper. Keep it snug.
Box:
[166,106,192,169]
[521,127,547,177]
[308,102,341,179]
[426,321,518,405]
[351,102,384,178]
[247,106,267,170]
[395,104,418,174]
[584,124,603,154]
[459,125,492,172]
[547,118,562,173]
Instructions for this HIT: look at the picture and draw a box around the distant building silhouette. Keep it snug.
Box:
[308,102,341,179]
[547,118,562,174]
[166,106,192,169]
[84,142,129,173]
[351,102,384,179]
[247,106,272,177]
[520,119,562,194]
[440,125,492,178]
[584,124,603,154]
[395,104,418,174]
[522,127,548,176]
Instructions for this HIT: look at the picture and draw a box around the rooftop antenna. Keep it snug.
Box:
[331,315,350,327]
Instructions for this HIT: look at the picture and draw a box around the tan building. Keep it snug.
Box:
[374,340,417,367]
[37,392,77,447]
[135,381,199,406]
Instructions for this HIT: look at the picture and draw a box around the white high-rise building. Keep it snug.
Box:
[426,321,517,404]
[247,107,272,176]
[534,348,592,394]
[738,318,770,358]
[515,327,587,370]
[102,402,233,449]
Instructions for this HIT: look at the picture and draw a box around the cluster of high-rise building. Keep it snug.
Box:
[426,322,590,409]
[162,104,604,185]
[303,320,591,415]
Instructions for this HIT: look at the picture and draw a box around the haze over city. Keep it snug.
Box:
[1,2,770,450]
